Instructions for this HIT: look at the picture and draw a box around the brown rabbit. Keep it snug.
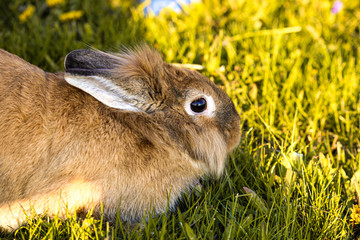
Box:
[0,45,241,231]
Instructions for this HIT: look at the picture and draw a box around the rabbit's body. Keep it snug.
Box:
[0,46,241,230]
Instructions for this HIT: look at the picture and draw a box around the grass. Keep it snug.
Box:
[0,0,360,239]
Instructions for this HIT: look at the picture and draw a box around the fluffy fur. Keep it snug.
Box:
[0,45,241,230]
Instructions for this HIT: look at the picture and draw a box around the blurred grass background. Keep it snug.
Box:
[0,0,360,239]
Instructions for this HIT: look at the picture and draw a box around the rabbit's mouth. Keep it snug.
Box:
[193,178,201,187]
[191,178,202,194]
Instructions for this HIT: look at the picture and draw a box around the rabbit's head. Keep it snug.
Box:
[64,45,241,178]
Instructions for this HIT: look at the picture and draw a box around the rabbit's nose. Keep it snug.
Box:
[227,115,241,152]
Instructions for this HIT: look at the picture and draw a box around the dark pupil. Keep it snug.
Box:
[190,98,207,113]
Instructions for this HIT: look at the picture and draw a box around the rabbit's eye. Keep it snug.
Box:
[190,98,207,113]
[184,94,215,117]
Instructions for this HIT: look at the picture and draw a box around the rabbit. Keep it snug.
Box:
[0,44,241,231]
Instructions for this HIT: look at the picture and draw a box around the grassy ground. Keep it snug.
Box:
[0,0,360,239]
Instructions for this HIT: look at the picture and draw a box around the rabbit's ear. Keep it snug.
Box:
[64,49,141,112]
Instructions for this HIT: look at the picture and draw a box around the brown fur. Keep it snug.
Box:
[0,46,241,230]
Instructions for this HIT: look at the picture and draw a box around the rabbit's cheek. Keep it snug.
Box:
[193,129,227,178]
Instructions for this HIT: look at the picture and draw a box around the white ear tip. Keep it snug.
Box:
[64,75,141,112]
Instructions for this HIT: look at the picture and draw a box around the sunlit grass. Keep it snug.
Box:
[0,0,360,238]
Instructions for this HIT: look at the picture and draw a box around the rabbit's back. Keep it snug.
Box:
[0,51,119,229]
[0,50,105,203]
[0,49,50,202]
